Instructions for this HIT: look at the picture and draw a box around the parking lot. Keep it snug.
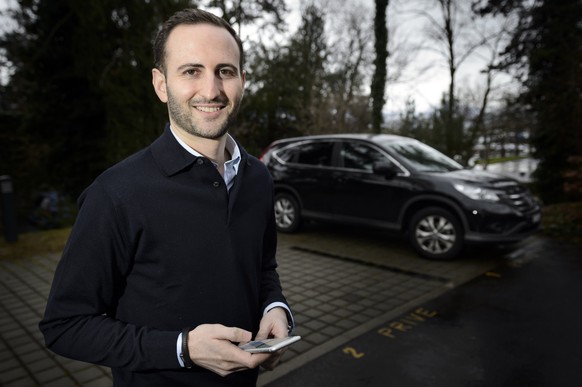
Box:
[264,231,582,387]
[259,224,528,386]
[0,224,531,386]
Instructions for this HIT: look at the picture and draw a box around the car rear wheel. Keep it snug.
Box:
[274,193,301,233]
[408,207,463,260]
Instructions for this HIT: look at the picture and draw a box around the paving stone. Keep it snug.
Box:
[27,357,59,373]
[303,319,326,331]
[290,303,309,313]
[346,303,365,313]
[317,303,336,313]
[0,348,13,362]
[83,376,114,387]
[293,326,312,338]
[13,341,42,356]
[97,365,112,377]
[303,332,328,345]
[43,376,80,387]
[335,319,359,330]
[62,360,96,373]
[0,367,28,384]
[329,298,349,307]
[4,376,38,387]
[74,366,109,383]
[351,312,377,324]
[331,308,352,318]
[320,325,343,337]
[0,358,20,372]
[5,335,30,348]
[302,298,320,308]
[287,339,311,354]
[2,327,25,340]
[318,313,340,324]
[34,363,66,384]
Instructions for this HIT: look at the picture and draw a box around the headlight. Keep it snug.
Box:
[453,183,500,202]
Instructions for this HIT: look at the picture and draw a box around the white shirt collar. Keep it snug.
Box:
[169,126,240,168]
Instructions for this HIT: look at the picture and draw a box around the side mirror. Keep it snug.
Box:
[373,161,399,179]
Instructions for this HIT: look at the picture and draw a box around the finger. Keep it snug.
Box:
[256,317,279,341]
[197,342,266,375]
[215,325,253,344]
[198,357,251,377]
[257,308,289,340]
[255,325,271,341]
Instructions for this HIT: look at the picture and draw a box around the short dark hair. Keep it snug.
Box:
[153,8,244,74]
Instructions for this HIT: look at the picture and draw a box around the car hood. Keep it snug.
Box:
[428,169,520,189]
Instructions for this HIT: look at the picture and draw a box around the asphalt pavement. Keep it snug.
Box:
[1,223,578,387]
[263,236,582,387]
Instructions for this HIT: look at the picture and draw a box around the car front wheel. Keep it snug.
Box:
[408,207,463,260]
[274,193,301,233]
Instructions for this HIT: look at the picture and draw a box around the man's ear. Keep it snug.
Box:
[152,68,168,103]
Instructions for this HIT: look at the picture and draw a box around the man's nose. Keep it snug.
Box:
[200,73,222,101]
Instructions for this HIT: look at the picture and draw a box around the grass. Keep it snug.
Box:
[0,227,71,261]
[1,202,580,261]
[541,202,582,244]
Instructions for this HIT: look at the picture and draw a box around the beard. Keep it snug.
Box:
[166,88,242,140]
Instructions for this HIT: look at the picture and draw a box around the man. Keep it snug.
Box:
[40,8,293,387]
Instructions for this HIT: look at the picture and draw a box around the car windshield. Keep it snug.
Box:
[379,139,463,172]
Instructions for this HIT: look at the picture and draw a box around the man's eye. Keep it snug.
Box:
[219,68,237,78]
[184,69,200,77]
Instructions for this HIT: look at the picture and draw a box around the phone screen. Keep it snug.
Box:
[239,336,301,353]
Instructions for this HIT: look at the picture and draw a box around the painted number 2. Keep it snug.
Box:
[343,347,365,359]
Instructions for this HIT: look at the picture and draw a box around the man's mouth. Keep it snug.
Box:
[195,106,223,113]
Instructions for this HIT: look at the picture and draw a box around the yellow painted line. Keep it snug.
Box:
[485,271,501,278]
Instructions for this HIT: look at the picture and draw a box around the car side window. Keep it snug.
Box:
[341,142,387,172]
[295,141,334,166]
[275,147,297,163]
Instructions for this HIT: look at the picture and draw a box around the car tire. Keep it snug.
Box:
[274,193,302,233]
[408,207,463,260]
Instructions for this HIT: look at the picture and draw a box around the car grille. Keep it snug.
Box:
[499,184,538,213]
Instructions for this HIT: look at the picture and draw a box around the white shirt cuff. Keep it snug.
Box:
[176,332,184,367]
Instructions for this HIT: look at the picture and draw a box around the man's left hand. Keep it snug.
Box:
[254,307,289,370]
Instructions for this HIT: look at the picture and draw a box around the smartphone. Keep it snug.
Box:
[239,336,301,353]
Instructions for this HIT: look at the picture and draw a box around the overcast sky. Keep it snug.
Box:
[281,0,519,115]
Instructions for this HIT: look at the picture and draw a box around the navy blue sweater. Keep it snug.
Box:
[40,126,289,386]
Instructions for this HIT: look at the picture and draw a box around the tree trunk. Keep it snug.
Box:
[371,0,389,133]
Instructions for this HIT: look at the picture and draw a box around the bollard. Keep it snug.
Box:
[0,175,18,243]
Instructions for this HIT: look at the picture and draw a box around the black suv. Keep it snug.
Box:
[260,134,541,260]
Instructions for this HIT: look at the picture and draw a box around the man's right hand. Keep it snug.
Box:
[187,324,270,377]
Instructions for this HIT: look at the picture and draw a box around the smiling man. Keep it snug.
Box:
[40,9,293,387]
[152,18,245,154]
